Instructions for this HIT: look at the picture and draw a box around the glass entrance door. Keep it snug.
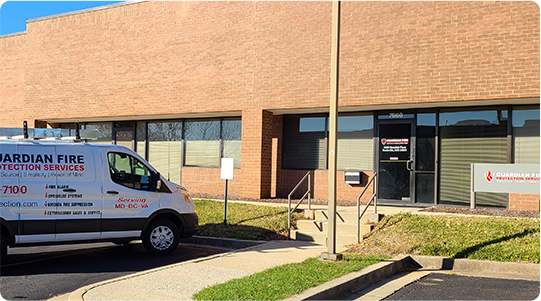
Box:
[377,121,414,202]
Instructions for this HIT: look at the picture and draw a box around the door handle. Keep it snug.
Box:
[63,188,77,193]
[106,190,119,195]
[406,160,413,171]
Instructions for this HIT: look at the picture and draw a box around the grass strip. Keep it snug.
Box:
[193,253,388,301]
[351,213,540,263]
[195,199,303,240]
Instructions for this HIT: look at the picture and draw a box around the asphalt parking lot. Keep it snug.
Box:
[385,272,540,300]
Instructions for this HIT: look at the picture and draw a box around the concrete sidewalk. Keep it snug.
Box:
[49,204,425,301]
[52,240,327,301]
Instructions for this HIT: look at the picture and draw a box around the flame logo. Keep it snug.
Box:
[485,170,494,183]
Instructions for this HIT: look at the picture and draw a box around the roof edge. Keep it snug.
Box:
[0,31,26,39]
[27,0,147,23]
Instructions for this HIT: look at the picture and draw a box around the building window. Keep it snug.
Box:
[283,115,327,170]
[136,121,147,159]
[439,109,508,208]
[222,118,242,168]
[184,119,221,168]
[81,122,112,144]
[148,121,183,184]
[337,114,374,171]
[415,113,436,204]
[282,114,374,171]
[513,106,540,164]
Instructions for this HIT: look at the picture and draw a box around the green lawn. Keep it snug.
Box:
[194,199,303,240]
[193,253,388,301]
[349,213,540,263]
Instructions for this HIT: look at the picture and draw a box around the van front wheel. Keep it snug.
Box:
[142,219,180,255]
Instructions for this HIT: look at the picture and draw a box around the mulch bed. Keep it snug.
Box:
[193,193,539,218]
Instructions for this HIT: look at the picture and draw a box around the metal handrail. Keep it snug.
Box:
[357,172,377,243]
[287,171,311,239]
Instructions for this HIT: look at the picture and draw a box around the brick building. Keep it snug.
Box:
[1,1,539,210]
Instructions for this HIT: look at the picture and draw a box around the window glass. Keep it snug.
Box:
[283,116,327,169]
[148,121,183,183]
[439,109,508,208]
[108,152,153,191]
[300,117,326,132]
[82,122,112,144]
[337,115,373,170]
[184,120,221,167]
[513,107,540,164]
[282,114,374,170]
[136,121,147,159]
[416,113,435,171]
[222,118,242,168]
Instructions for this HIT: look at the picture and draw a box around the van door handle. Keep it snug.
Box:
[106,190,119,195]
[63,188,77,193]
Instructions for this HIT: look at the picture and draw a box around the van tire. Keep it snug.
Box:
[142,219,180,255]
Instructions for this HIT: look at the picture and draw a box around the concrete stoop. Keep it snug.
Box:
[292,208,382,249]
[285,255,541,301]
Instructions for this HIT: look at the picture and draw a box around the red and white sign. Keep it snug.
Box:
[473,164,540,194]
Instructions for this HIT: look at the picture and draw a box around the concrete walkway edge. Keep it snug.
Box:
[286,255,540,301]
[285,255,413,301]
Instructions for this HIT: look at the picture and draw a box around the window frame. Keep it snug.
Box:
[107,151,156,191]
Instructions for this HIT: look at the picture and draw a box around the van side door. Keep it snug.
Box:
[54,146,102,242]
[17,145,57,244]
[101,151,160,240]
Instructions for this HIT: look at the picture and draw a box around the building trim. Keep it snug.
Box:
[42,110,243,124]
[0,31,26,39]
[268,97,540,116]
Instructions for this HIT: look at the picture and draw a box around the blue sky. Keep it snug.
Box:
[0,1,123,35]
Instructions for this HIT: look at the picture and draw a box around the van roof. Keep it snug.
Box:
[0,140,131,151]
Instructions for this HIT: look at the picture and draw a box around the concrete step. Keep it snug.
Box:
[291,230,358,248]
[297,219,359,233]
[309,209,382,224]
[296,220,377,236]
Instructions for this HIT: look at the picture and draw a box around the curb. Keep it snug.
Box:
[286,255,540,300]
[284,255,413,301]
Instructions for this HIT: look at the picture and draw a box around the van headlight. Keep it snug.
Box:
[179,189,192,203]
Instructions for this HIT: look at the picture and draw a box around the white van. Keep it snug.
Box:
[0,140,198,260]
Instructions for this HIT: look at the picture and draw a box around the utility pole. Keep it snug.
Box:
[322,0,342,261]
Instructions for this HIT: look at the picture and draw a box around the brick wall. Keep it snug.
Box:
[340,1,540,106]
[181,167,242,199]
[0,34,26,127]
[275,169,375,204]
[239,109,274,198]
[509,193,540,211]
[0,2,538,125]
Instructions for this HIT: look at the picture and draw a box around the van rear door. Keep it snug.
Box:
[54,146,102,242]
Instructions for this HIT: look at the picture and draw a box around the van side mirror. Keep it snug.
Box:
[154,172,162,191]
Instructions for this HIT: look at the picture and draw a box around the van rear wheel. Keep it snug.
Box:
[142,219,180,255]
